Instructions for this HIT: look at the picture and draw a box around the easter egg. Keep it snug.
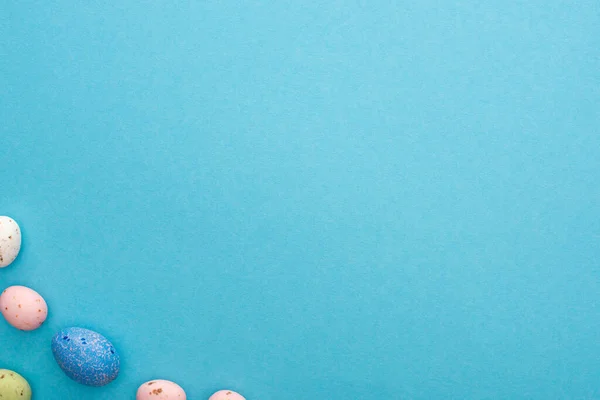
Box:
[51,327,120,386]
[0,369,32,400]
[0,285,48,331]
[0,216,21,268]
[209,390,246,400]
[136,379,187,400]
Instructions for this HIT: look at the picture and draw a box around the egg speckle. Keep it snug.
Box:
[0,285,48,331]
[136,379,187,400]
[0,216,21,268]
[51,327,120,386]
[209,390,246,400]
[0,369,32,400]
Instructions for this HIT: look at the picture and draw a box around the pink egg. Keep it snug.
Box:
[136,380,186,400]
[209,390,246,400]
[0,285,48,331]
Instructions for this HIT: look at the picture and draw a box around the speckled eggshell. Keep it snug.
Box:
[209,390,246,400]
[0,369,32,400]
[136,380,187,400]
[51,327,120,386]
[0,216,21,268]
[0,285,48,331]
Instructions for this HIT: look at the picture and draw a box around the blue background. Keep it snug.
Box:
[1,1,599,399]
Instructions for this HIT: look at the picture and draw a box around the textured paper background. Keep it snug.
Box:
[1,1,599,399]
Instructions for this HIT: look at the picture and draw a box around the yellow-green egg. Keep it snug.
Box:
[0,369,32,400]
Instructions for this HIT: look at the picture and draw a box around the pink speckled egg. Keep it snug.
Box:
[209,390,246,400]
[136,380,186,400]
[0,286,48,331]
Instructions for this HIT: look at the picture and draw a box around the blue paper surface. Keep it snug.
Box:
[1,1,599,399]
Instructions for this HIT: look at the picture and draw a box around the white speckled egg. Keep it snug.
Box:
[209,390,246,400]
[136,380,186,400]
[0,216,21,268]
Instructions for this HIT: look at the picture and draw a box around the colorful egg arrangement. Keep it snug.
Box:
[0,216,246,399]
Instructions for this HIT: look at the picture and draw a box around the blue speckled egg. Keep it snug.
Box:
[51,327,120,387]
